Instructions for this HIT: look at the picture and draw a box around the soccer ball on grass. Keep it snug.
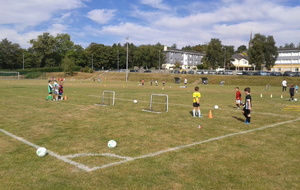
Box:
[36,147,48,157]
[107,140,117,148]
[214,105,219,109]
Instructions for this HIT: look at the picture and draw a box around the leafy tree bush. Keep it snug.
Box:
[25,72,42,79]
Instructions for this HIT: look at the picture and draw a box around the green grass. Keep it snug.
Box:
[0,76,300,190]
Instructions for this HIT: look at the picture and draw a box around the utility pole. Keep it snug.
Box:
[126,36,129,81]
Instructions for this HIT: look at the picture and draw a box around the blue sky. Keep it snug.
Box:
[0,0,299,49]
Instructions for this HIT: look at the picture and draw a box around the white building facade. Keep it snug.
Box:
[272,48,300,72]
[163,46,204,70]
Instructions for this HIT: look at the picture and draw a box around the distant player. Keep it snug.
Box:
[192,86,202,117]
[235,87,242,109]
[46,80,53,101]
[242,87,252,124]
[289,84,295,101]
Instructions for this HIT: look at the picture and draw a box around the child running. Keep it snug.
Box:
[235,87,242,109]
[242,87,252,124]
[192,86,202,117]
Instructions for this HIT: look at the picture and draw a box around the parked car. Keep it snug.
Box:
[208,70,217,75]
[144,70,151,73]
[173,70,180,74]
[188,70,194,74]
[196,70,203,74]
[181,70,187,74]
[130,69,138,72]
[270,72,282,76]
[283,71,296,77]
[236,71,243,75]
[224,70,233,75]
[202,70,209,74]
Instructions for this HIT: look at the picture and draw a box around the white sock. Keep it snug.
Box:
[193,110,196,117]
[198,110,201,117]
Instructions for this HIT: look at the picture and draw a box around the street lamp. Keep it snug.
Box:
[92,54,94,71]
[158,50,161,72]
[126,36,129,82]
[22,52,25,70]
[117,50,119,71]
[223,47,226,69]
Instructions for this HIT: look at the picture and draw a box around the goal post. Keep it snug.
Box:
[0,72,19,80]
[102,91,115,105]
[143,94,168,113]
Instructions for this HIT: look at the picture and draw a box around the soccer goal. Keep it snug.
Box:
[0,72,19,80]
[95,91,115,106]
[143,94,169,113]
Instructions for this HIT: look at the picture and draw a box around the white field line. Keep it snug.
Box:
[64,153,132,160]
[87,118,300,171]
[88,95,298,119]
[2,118,299,172]
[0,129,91,172]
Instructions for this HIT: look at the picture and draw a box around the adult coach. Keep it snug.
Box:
[282,79,287,91]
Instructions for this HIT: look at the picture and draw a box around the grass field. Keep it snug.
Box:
[1,74,300,190]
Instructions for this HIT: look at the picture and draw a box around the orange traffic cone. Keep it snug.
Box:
[64,95,68,100]
[208,110,213,118]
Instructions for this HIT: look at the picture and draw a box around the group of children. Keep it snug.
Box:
[192,86,252,124]
[46,80,64,101]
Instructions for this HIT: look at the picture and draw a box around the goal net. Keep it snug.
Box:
[0,72,19,79]
[95,91,115,106]
[143,94,169,113]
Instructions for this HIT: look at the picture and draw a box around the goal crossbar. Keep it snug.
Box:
[143,94,168,113]
[102,91,115,105]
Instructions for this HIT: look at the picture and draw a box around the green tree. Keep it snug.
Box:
[61,56,75,75]
[203,38,223,69]
[237,45,247,53]
[29,33,75,68]
[248,34,278,70]
[0,39,23,69]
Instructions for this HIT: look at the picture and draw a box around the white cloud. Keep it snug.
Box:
[87,9,116,24]
[140,0,170,10]
[0,0,84,26]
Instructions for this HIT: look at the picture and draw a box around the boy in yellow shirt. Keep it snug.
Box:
[193,86,202,117]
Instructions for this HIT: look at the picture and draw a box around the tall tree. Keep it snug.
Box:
[248,34,278,70]
[203,38,223,69]
[0,39,23,69]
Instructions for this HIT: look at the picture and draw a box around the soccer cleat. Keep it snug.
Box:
[245,122,250,124]
[199,115,203,117]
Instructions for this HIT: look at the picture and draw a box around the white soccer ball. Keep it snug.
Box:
[107,140,117,148]
[214,105,219,109]
[36,147,48,157]
[294,98,297,101]
[133,100,138,103]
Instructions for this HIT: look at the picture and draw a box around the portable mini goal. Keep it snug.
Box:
[95,91,115,106]
[142,94,168,113]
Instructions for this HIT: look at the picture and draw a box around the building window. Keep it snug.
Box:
[296,68,299,72]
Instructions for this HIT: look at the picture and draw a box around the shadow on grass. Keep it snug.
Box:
[232,116,245,122]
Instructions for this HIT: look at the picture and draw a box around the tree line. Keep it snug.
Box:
[0,32,298,72]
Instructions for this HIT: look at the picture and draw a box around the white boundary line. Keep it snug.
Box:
[2,118,300,172]
[0,129,91,172]
[88,118,300,171]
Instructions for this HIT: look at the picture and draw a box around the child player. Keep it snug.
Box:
[192,86,202,117]
[235,87,242,109]
[242,87,252,124]
[46,80,53,101]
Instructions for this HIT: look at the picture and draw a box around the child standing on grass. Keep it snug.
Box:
[192,86,202,117]
[242,87,252,124]
[235,87,242,109]
[58,82,64,100]
[289,84,295,101]
[46,80,53,101]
